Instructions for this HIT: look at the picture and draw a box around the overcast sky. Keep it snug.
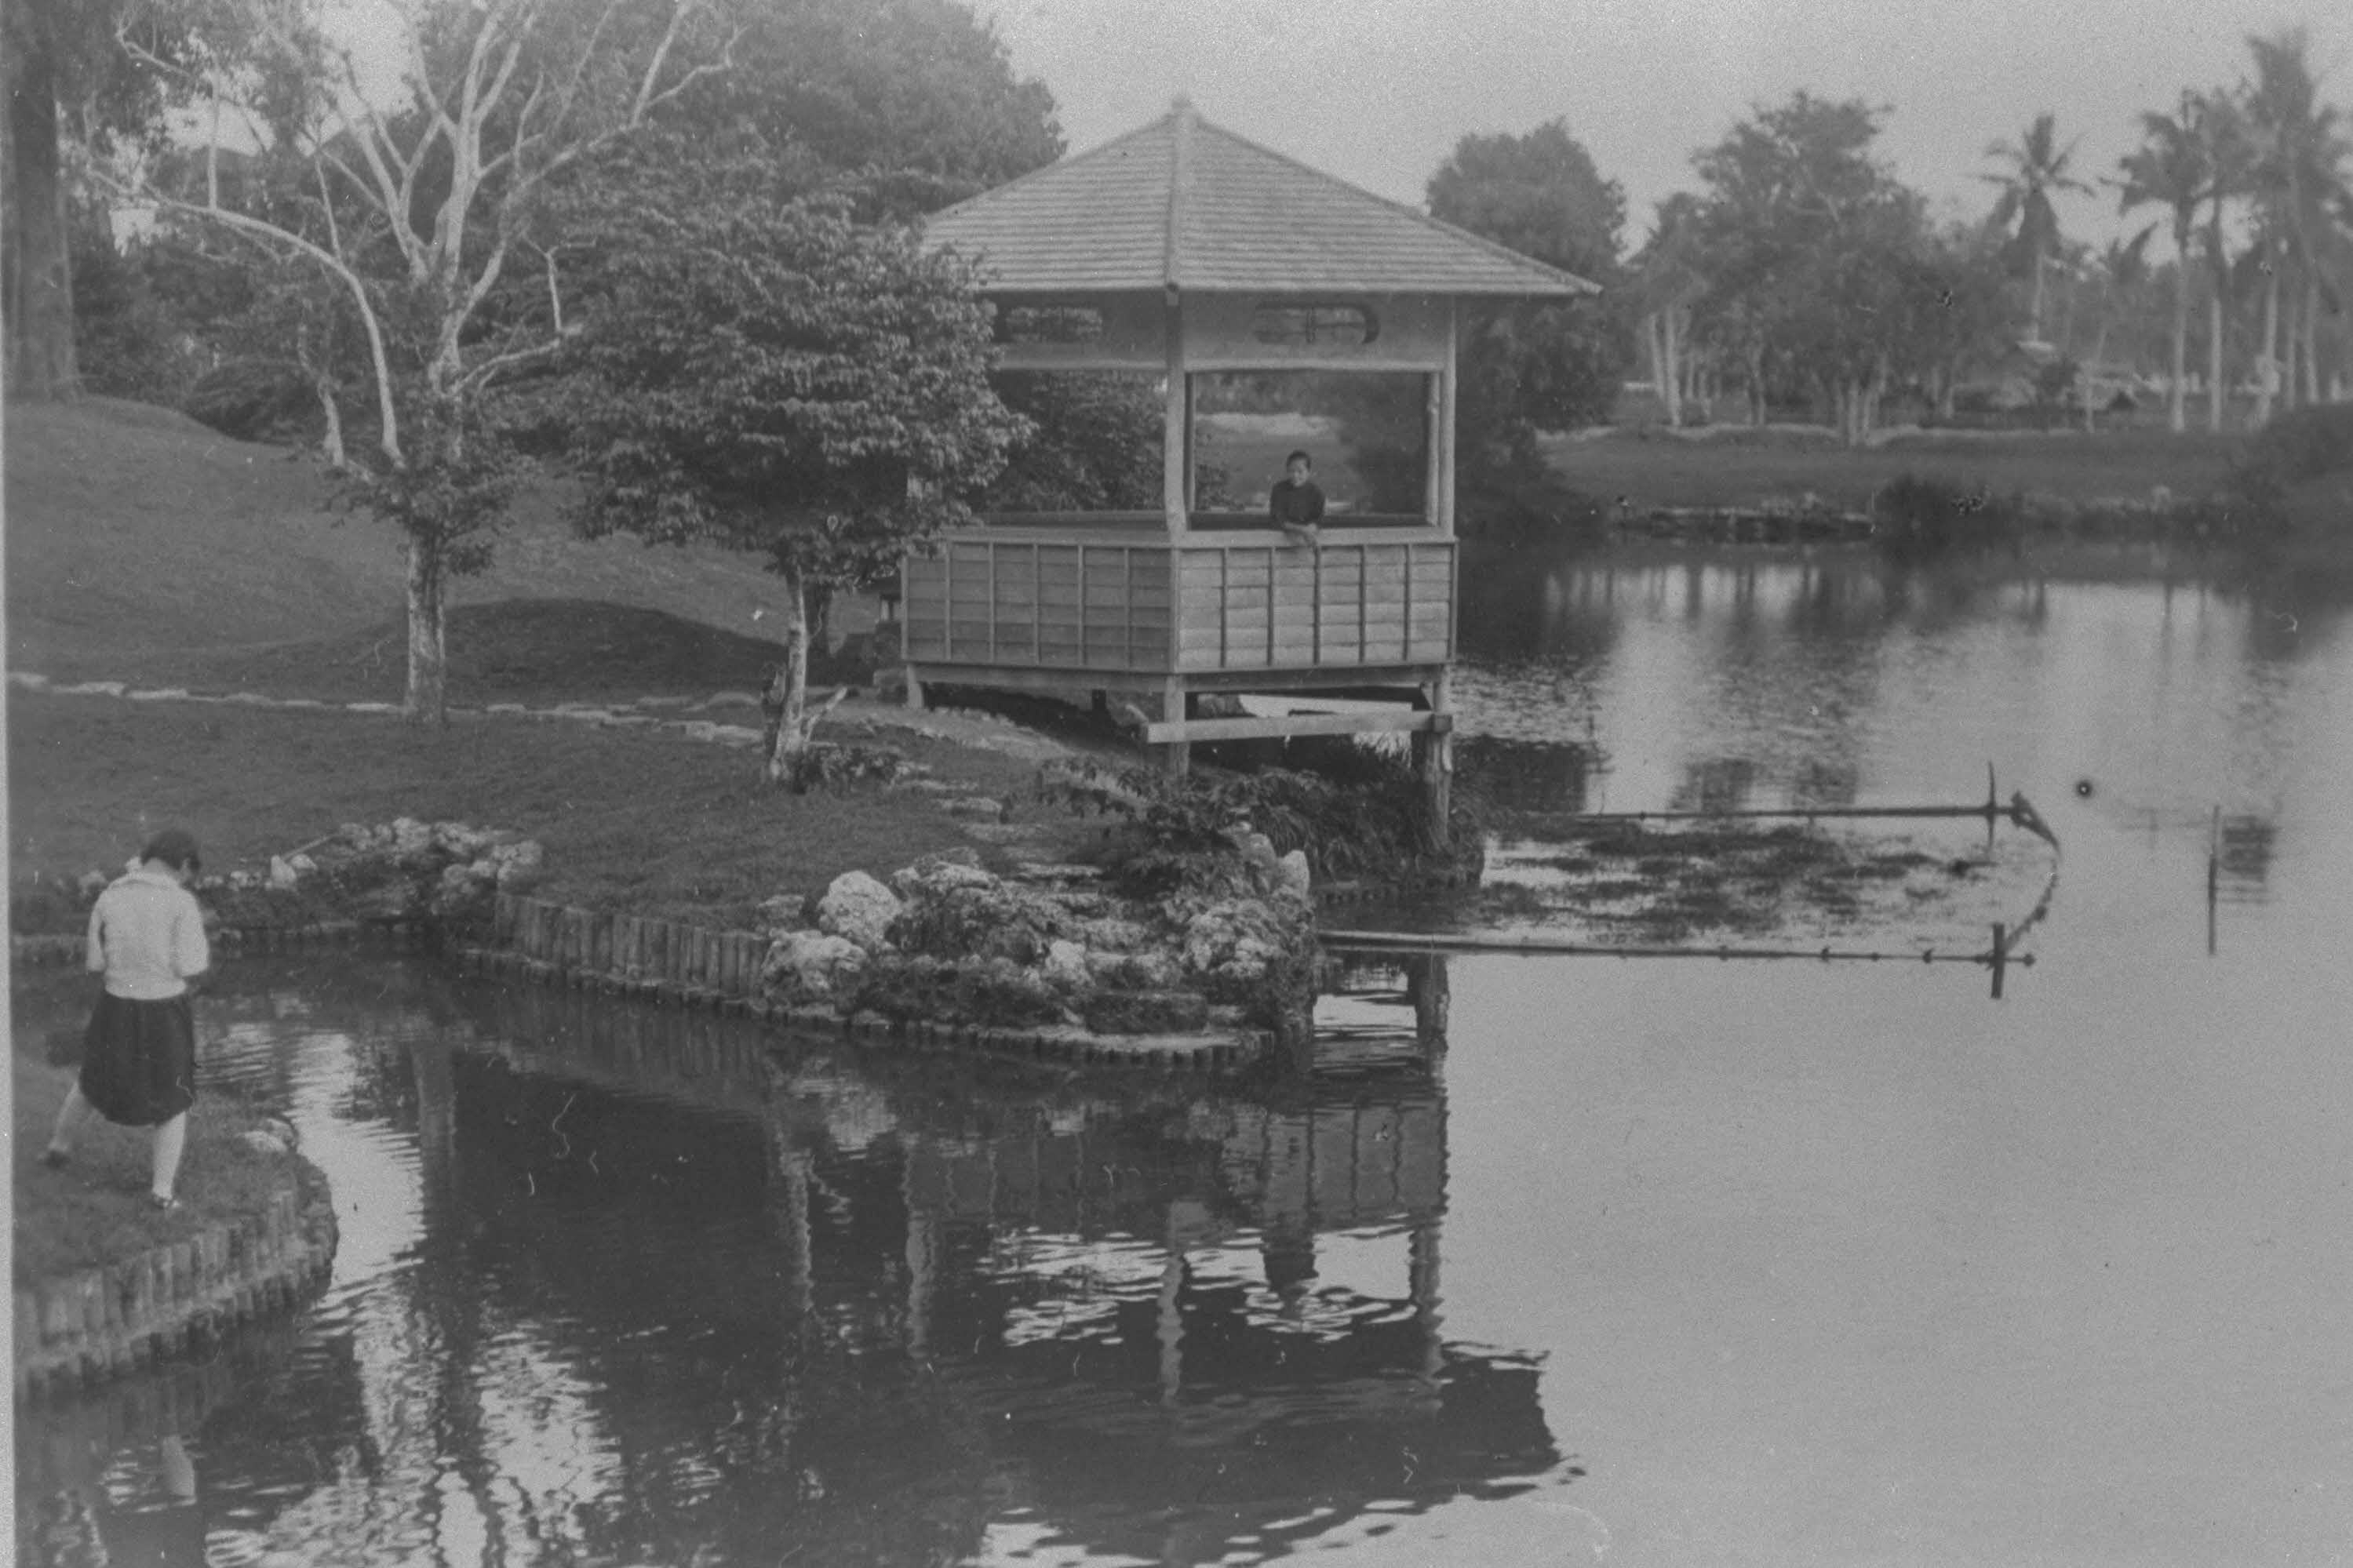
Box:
[978,0,2348,255]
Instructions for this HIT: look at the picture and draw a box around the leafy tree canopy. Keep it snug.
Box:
[1426,118,1632,449]
[561,194,1026,582]
[660,0,1062,217]
[1426,117,1625,283]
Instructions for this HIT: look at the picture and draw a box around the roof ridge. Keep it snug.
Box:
[1178,112,1601,296]
[924,110,1178,231]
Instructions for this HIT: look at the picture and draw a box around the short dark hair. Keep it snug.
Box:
[141,828,202,875]
[1285,449,1312,467]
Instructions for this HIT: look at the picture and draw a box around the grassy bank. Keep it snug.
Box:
[11,692,1084,929]
[5,398,822,688]
[12,1041,293,1284]
[5,397,1116,930]
[1543,425,2238,515]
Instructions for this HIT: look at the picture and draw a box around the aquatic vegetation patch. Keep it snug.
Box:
[1462,815,2037,949]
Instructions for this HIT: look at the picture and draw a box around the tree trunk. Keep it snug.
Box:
[2253,249,2280,427]
[2083,322,2111,434]
[765,562,811,787]
[3,21,78,401]
[404,539,448,724]
[1662,309,1683,428]
[316,375,345,467]
[2206,278,2227,432]
[2167,252,2189,434]
[2283,282,2300,413]
[2299,273,2320,407]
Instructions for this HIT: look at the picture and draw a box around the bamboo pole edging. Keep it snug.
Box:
[465,897,1274,1071]
[13,1158,339,1400]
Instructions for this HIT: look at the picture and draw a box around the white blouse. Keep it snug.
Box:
[86,868,210,999]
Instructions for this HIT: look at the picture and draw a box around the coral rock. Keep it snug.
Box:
[1042,940,1091,987]
[766,931,868,1000]
[818,871,903,952]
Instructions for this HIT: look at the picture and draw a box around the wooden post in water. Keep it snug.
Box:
[1990,922,2006,1000]
[2207,805,2221,955]
[1415,671,1454,850]
[1160,675,1190,779]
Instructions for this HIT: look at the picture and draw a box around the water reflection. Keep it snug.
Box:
[16,952,1553,1567]
[1456,540,2350,824]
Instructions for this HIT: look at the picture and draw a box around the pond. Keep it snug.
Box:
[16,540,2353,1566]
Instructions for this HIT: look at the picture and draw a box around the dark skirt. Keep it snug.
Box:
[79,991,196,1127]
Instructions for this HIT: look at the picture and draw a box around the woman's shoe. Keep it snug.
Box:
[148,1193,180,1212]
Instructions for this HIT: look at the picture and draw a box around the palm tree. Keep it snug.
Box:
[1982,111,2092,342]
[2240,28,2351,423]
[2118,94,2213,432]
[2191,90,2253,431]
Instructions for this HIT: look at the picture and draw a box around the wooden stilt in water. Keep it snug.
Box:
[1990,921,2007,1000]
[1160,675,1190,778]
[2207,804,2220,955]
[1414,669,1454,849]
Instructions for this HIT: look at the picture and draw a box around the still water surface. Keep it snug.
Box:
[16,541,2353,1566]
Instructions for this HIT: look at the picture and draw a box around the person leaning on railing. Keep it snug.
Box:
[1269,449,1324,548]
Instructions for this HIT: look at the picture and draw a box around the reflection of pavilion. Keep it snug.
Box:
[461,960,1553,1562]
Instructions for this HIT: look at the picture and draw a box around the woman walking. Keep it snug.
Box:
[42,829,210,1210]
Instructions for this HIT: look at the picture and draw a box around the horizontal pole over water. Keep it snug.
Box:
[1140,710,1448,744]
[1501,790,2062,851]
[1319,929,2027,966]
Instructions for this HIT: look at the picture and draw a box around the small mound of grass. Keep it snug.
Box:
[13,1044,297,1286]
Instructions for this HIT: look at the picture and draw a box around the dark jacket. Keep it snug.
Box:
[1269,478,1325,526]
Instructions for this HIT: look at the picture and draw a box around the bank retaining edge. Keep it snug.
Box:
[459,893,1266,1074]
[13,1159,339,1401]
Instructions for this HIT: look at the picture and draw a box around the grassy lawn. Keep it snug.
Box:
[1543,426,2240,514]
[13,1042,296,1286]
[9,691,1090,929]
[6,397,1118,930]
[5,398,821,686]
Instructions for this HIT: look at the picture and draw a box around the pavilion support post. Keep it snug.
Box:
[1438,298,1459,537]
[903,1160,936,1358]
[1410,1219,1444,1381]
[1424,369,1443,526]
[1159,674,1190,778]
[1406,952,1451,1053]
[1162,287,1189,538]
[1414,670,1454,848]
[1157,1231,1186,1408]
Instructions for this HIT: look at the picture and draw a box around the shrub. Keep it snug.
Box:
[184,360,315,443]
[1870,471,2016,553]
[2244,402,2353,488]
[1037,750,1481,895]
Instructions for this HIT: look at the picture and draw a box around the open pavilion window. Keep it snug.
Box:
[1189,369,1430,523]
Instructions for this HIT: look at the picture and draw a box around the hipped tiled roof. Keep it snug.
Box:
[924,100,1598,299]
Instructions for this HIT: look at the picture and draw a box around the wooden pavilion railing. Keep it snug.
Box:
[902,519,1455,678]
